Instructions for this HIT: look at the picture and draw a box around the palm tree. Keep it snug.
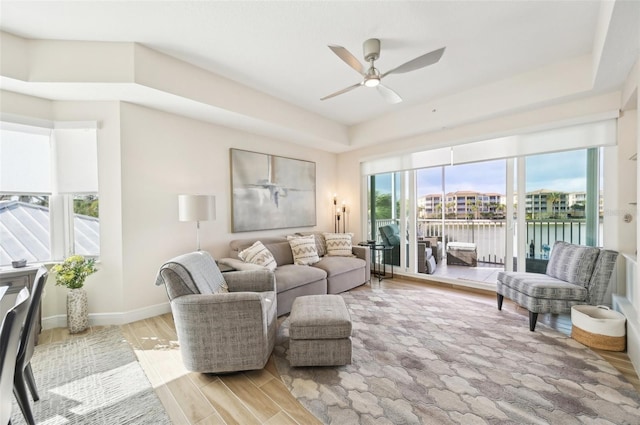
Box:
[547,192,561,218]
[446,201,456,218]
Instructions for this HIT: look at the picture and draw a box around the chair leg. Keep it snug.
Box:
[24,363,39,401]
[529,311,539,332]
[14,375,36,425]
[497,294,504,310]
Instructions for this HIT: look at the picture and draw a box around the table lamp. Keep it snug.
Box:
[178,194,215,251]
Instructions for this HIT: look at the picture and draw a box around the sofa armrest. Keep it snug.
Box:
[352,245,371,278]
[224,269,276,293]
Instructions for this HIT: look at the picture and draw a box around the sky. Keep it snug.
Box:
[376,150,592,197]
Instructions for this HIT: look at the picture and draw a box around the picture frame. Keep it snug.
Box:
[230,149,316,232]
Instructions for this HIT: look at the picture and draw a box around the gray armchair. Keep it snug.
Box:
[497,241,618,331]
[155,251,277,373]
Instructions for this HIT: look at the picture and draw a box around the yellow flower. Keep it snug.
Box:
[53,255,98,289]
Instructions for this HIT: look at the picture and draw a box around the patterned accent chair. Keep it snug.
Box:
[497,241,618,331]
[155,251,277,373]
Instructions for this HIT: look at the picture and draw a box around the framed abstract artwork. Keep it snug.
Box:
[230,149,316,232]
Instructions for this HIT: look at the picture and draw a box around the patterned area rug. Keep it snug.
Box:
[11,326,171,425]
[274,288,640,424]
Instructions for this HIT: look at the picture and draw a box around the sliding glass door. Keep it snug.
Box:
[366,149,603,282]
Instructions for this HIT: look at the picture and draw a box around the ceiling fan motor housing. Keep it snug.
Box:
[363,38,380,62]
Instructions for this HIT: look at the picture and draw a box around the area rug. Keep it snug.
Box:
[274,289,640,424]
[11,326,171,425]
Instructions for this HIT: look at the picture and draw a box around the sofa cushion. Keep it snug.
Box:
[264,241,294,265]
[287,235,320,265]
[312,256,366,277]
[238,241,277,271]
[313,233,327,257]
[497,271,587,301]
[324,232,354,256]
[545,241,600,286]
[230,237,288,257]
[274,264,327,292]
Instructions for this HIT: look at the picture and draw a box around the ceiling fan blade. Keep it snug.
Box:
[328,45,366,75]
[320,82,363,101]
[376,84,402,104]
[381,47,446,78]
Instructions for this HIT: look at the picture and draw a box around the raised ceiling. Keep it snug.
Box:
[0,1,638,152]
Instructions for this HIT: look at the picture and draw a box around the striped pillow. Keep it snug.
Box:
[323,232,354,256]
[287,235,320,265]
[238,241,277,271]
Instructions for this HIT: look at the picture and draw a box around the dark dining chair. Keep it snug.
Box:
[0,287,30,425]
[13,268,47,425]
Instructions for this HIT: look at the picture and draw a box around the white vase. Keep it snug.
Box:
[67,288,89,334]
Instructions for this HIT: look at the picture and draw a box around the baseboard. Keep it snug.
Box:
[41,301,172,330]
[392,269,496,295]
[612,294,640,376]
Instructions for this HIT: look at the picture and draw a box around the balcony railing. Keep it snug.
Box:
[371,218,589,265]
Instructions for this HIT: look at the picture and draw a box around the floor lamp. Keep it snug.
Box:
[178,194,215,251]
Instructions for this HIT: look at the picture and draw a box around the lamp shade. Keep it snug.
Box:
[178,195,215,222]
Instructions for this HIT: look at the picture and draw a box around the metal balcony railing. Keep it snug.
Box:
[371,218,588,265]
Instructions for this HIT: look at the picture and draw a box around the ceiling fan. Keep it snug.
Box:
[320,38,445,104]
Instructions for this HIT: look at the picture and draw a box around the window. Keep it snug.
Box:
[364,120,614,283]
[0,122,99,265]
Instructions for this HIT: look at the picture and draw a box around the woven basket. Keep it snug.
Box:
[571,305,626,352]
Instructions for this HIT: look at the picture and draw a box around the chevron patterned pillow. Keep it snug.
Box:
[238,240,277,271]
[287,235,320,265]
[324,232,354,256]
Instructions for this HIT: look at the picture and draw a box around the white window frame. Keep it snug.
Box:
[0,118,99,264]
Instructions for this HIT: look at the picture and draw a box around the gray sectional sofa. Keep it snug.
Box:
[219,233,370,316]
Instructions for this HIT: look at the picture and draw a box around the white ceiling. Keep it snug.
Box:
[0,1,638,149]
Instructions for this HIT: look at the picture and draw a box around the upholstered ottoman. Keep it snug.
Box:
[288,294,352,367]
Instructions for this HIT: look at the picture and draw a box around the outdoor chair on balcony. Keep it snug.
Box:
[447,242,477,267]
[496,241,618,331]
[379,224,401,266]
[417,242,437,274]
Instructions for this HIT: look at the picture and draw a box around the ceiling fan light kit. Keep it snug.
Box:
[321,38,445,104]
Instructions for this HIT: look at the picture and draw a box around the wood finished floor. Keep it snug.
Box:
[38,277,640,424]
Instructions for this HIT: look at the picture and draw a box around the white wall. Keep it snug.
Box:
[118,102,337,316]
[0,93,124,327]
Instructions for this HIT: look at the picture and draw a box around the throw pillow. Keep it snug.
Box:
[287,235,320,265]
[238,241,277,271]
[323,232,354,256]
[294,232,327,257]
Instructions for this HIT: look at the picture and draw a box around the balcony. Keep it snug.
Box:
[371,218,591,283]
